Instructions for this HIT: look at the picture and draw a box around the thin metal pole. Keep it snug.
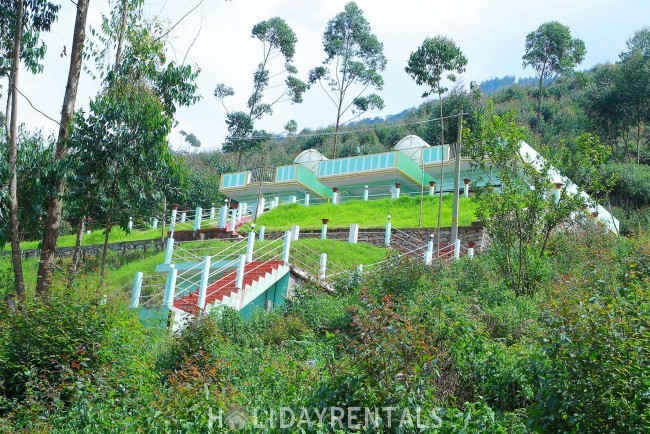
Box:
[451,113,463,242]
[436,99,445,257]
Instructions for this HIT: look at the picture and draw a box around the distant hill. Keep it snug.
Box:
[479,75,551,95]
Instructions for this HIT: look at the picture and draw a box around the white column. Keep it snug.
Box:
[357,264,364,275]
[230,207,237,231]
[290,195,297,204]
[385,215,392,247]
[181,210,187,223]
[332,188,339,205]
[349,224,359,244]
[274,195,280,208]
[128,217,133,232]
[237,204,244,221]
[291,225,300,241]
[321,220,328,240]
[130,272,143,308]
[235,254,246,289]
[282,230,291,264]
[425,235,434,265]
[468,247,474,259]
[241,203,248,216]
[209,205,216,220]
[394,183,401,199]
[164,237,174,264]
[218,206,227,228]
[304,193,310,206]
[152,218,158,229]
[454,238,461,260]
[163,265,177,308]
[319,253,327,281]
[193,207,202,231]
[170,207,178,231]
[198,256,211,309]
[463,179,470,198]
[363,185,369,201]
[429,182,436,196]
[246,230,256,262]
[258,225,266,242]
[257,198,266,216]
[555,183,563,205]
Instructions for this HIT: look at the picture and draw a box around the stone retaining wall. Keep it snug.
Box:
[2,238,166,260]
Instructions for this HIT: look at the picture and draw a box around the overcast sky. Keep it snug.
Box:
[15,0,650,151]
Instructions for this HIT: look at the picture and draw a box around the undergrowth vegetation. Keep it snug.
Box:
[0,226,648,432]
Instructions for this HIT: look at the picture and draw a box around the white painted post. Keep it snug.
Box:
[237,204,244,221]
[463,179,470,198]
[291,225,300,241]
[164,237,175,264]
[218,206,227,228]
[357,264,363,275]
[454,239,461,260]
[209,204,216,220]
[230,207,237,231]
[282,230,291,264]
[163,265,177,308]
[246,229,256,262]
[429,181,436,196]
[425,234,434,265]
[555,183,563,205]
[274,195,280,208]
[235,254,246,289]
[257,198,266,216]
[319,253,327,280]
[130,271,143,308]
[171,206,178,230]
[198,256,211,309]
[304,193,310,207]
[243,203,249,216]
[290,195,297,204]
[258,225,266,242]
[321,219,328,240]
[363,185,369,201]
[181,209,187,223]
[193,207,202,231]
[394,183,401,199]
[152,218,158,229]
[332,187,339,205]
[468,247,474,259]
[349,224,359,244]
[128,217,133,232]
[385,215,392,247]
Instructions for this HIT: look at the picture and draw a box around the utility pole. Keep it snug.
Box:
[451,113,463,242]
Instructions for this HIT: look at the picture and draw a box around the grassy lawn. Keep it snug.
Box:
[250,194,477,231]
[3,227,164,251]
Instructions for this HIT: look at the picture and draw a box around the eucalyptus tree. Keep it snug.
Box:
[216,17,306,168]
[308,2,386,158]
[522,21,586,133]
[0,0,59,300]
[405,35,467,249]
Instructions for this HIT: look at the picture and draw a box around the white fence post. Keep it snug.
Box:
[385,215,392,247]
[218,206,227,229]
[291,225,300,241]
[321,219,328,240]
[304,193,310,207]
[246,230,256,262]
[181,209,187,223]
[152,218,158,229]
[394,183,401,199]
[349,224,359,244]
[257,198,266,217]
[164,237,175,264]
[357,264,363,275]
[282,230,291,264]
[230,207,237,231]
[468,247,474,259]
[209,204,216,220]
[235,254,246,289]
[290,195,297,204]
[198,256,211,309]
[128,217,133,232]
[555,183,563,205]
[463,179,470,198]
[259,225,266,242]
[237,204,244,221]
[363,185,369,201]
[163,265,177,308]
[130,271,143,308]
[454,238,461,260]
[274,195,280,208]
[170,206,178,231]
[319,253,327,281]
[425,234,434,265]
[194,207,202,231]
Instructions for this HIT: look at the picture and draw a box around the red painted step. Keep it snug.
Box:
[173,260,285,314]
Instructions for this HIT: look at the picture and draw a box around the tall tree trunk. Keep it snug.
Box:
[114,0,128,72]
[637,123,641,165]
[8,0,25,301]
[436,93,445,256]
[67,216,85,288]
[36,0,90,297]
[100,205,114,286]
[332,96,343,159]
[536,78,543,134]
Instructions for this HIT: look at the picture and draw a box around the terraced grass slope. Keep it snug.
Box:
[250,195,477,231]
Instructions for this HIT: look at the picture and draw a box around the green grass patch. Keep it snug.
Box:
[3,227,164,251]
[250,195,477,231]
